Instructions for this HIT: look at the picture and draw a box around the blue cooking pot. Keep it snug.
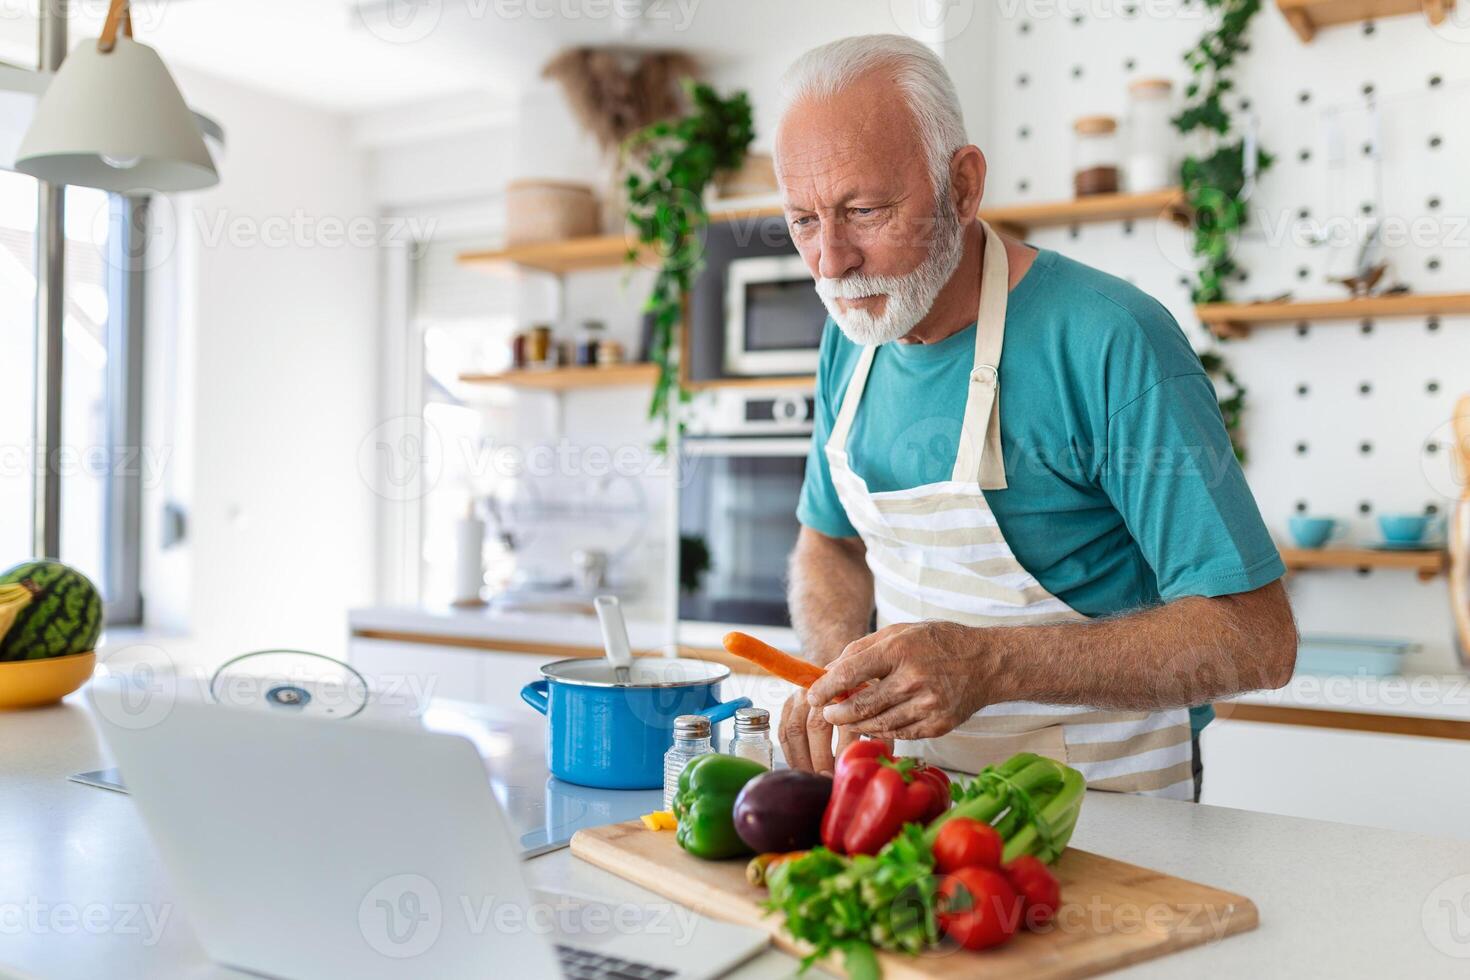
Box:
[520,657,751,790]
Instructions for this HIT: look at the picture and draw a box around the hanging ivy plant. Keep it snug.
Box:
[1199,350,1247,462]
[1173,0,1272,305]
[1174,0,1269,462]
[623,82,755,451]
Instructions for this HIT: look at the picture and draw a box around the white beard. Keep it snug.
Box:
[815,203,965,346]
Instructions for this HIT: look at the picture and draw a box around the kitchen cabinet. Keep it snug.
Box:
[1200,718,1470,840]
[348,637,549,715]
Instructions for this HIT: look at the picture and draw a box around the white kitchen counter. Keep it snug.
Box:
[348,604,802,656]
[349,605,1468,720]
[3,693,1469,979]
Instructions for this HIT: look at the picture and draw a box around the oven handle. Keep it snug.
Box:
[681,437,812,457]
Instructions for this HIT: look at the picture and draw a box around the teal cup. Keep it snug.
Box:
[1378,514,1429,545]
[1288,515,1337,549]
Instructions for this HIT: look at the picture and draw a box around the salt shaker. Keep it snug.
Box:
[728,707,774,769]
[663,714,713,811]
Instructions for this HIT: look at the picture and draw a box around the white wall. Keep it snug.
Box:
[977,6,1470,671]
[140,67,378,665]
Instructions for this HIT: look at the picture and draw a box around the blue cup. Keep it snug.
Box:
[521,657,751,790]
[1378,514,1429,545]
[1288,515,1338,549]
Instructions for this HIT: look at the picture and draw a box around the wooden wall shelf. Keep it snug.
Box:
[457,189,1188,274]
[1281,547,1447,582]
[1276,0,1454,42]
[1197,292,1470,339]
[458,363,658,391]
[458,236,652,275]
[688,375,816,392]
[980,188,1189,237]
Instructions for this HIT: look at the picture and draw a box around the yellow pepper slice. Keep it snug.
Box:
[641,810,677,831]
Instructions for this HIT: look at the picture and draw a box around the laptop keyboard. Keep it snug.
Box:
[556,943,677,980]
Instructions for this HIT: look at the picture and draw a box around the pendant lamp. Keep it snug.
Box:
[16,0,217,194]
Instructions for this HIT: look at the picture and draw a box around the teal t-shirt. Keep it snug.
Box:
[796,249,1285,734]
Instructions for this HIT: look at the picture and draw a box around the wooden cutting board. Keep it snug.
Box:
[571,820,1257,979]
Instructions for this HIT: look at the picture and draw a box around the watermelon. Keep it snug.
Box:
[0,560,103,661]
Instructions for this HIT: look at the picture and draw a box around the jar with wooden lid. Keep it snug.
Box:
[1125,78,1176,193]
[1073,115,1120,197]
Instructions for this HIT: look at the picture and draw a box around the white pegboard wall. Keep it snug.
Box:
[977,3,1470,668]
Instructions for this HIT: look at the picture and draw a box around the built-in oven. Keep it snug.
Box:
[678,388,815,628]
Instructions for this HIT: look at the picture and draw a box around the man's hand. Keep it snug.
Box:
[808,621,992,740]
[777,689,858,775]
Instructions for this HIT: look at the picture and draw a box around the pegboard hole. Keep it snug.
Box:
[1360,320,1374,335]
[1358,382,1372,396]
[1296,383,1310,397]
[1427,380,1441,393]
[1359,501,1373,515]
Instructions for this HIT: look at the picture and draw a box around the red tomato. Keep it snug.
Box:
[937,866,1022,951]
[1003,854,1061,929]
[932,818,1003,874]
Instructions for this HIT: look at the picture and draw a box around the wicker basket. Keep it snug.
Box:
[505,180,600,246]
[713,153,777,199]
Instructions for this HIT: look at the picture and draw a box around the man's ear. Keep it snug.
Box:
[949,145,987,223]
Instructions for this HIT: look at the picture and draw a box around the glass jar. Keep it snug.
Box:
[576,320,604,366]
[1072,115,1120,197]
[1126,78,1176,193]
[596,338,625,366]
[663,714,713,811]
[727,707,773,769]
[526,324,552,366]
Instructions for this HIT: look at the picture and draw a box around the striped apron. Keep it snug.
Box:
[824,221,1195,799]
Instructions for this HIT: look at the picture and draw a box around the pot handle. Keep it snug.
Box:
[698,695,752,726]
[520,679,550,715]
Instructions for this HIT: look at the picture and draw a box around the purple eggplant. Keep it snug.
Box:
[732,769,833,854]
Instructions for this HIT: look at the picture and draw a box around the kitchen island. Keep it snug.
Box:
[1,692,1467,978]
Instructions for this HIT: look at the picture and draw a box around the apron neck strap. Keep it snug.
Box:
[950,221,1010,489]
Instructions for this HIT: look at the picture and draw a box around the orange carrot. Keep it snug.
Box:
[721,631,867,704]
[722,631,826,687]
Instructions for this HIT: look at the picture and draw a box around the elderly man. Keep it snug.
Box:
[775,35,1296,801]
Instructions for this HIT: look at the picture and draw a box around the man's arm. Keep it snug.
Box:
[810,579,1297,740]
[780,526,874,772]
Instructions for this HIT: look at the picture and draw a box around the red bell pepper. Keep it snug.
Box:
[819,740,951,856]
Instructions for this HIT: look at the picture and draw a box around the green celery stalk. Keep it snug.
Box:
[999,766,1085,864]
[923,756,1063,848]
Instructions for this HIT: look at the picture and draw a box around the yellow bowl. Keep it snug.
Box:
[0,651,97,709]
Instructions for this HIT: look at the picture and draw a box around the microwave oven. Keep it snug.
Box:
[722,253,828,376]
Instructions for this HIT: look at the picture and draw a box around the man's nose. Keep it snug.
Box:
[817,220,861,281]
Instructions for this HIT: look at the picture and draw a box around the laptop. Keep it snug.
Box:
[88,680,767,980]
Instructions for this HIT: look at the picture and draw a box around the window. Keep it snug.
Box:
[0,174,145,622]
[0,170,38,563]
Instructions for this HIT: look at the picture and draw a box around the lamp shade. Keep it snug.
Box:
[16,36,217,195]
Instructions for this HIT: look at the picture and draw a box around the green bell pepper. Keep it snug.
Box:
[672,753,767,859]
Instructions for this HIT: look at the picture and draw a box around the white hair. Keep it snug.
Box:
[776,34,968,201]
